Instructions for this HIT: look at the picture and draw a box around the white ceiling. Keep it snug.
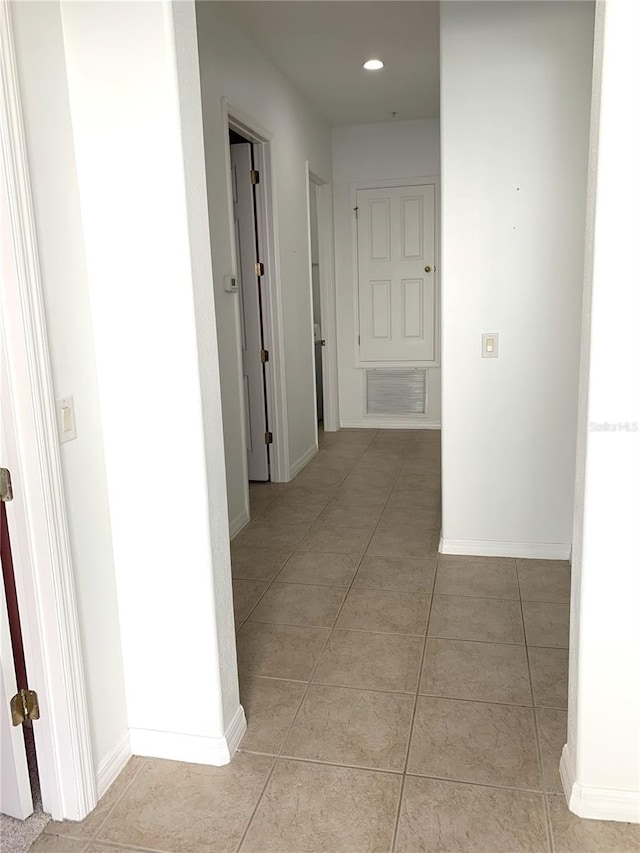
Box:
[220,2,440,126]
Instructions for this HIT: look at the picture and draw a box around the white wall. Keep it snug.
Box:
[440,1,595,558]
[563,0,640,822]
[58,0,242,765]
[332,119,441,428]
[10,0,128,776]
[195,2,332,529]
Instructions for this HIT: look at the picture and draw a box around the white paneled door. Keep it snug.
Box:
[231,143,270,481]
[357,184,436,362]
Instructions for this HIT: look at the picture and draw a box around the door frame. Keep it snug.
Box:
[306,167,339,433]
[222,98,289,482]
[0,3,96,821]
[350,175,441,370]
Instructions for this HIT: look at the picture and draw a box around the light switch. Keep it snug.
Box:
[56,395,77,443]
[482,333,499,358]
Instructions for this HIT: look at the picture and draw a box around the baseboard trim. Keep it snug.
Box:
[560,745,640,823]
[229,506,250,540]
[96,733,131,799]
[340,419,441,430]
[289,443,318,479]
[439,537,571,560]
[130,705,247,767]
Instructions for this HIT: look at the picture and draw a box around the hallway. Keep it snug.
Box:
[35,429,640,852]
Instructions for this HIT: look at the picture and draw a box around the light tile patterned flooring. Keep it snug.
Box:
[35,429,640,852]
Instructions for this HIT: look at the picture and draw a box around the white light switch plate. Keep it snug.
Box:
[56,395,77,443]
[482,333,499,358]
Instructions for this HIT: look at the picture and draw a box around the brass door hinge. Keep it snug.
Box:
[260,349,269,364]
[255,262,264,277]
[250,169,260,185]
[264,432,273,445]
[10,689,40,726]
[0,467,13,502]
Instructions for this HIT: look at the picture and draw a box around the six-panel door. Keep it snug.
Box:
[357,184,436,363]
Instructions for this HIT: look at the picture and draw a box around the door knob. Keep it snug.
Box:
[424,265,432,273]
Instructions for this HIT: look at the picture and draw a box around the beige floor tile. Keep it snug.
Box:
[342,470,397,490]
[239,677,306,754]
[87,845,134,853]
[45,757,143,840]
[548,794,640,852]
[407,697,541,789]
[400,456,441,475]
[248,582,346,628]
[367,527,440,559]
[332,483,392,507]
[316,502,383,529]
[258,501,325,526]
[31,836,88,851]
[395,776,548,853]
[280,482,338,503]
[528,646,569,708]
[536,708,567,793]
[386,489,441,511]
[313,629,423,693]
[97,754,273,853]
[337,588,430,635]
[236,622,330,680]
[517,560,571,602]
[429,595,525,644]
[294,468,347,489]
[298,525,373,555]
[435,555,519,599]
[275,551,360,586]
[240,759,401,853]
[394,471,441,491]
[420,638,532,705]
[282,684,414,771]
[233,579,269,625]
[234,522,310,550]
[231,545,291,581]
[522,601,570,648]
[353,555,436,593]
[377,505,441,532]
[353,456,403,475]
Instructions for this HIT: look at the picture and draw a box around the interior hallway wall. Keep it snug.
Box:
[10,0,129,780]
[440,0,595,557]
[332,119,441,428]
[195,2,332,533]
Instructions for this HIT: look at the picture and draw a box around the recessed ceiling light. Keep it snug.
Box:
[363,59,384,71]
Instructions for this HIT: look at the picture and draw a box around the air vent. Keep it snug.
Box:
[365,369,427,415]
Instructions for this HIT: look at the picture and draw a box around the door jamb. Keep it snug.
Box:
[0,3,96,821]
[306,168,339,433]
[221,98,290,482]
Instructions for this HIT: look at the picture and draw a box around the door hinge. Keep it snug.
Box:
[0,468,13,502]
[358,335,361,345]
[255,262,264,277]
[10,689,40,727]
[264,432,273,445]
[250,169,260,185]
[353,206,358,219]
[260,349,269,363]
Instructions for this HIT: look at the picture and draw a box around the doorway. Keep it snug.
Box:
[308,177,324,427]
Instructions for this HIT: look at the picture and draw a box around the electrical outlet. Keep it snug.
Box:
[482,333,499,358]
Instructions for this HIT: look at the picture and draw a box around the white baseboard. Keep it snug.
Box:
[96,733,131,799]
[439,536,571,560]
[340,419,441,430]
[229,506,250,540]
[289,443,318,479]
[130,705,247,767]
[560,745,640,823]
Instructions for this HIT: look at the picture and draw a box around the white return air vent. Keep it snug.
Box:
[365,369,427,415]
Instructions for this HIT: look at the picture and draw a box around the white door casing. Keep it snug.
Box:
[231,143,269,481]
[357,184,436,363]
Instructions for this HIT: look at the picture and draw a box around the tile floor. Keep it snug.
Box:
[34,429,640,852]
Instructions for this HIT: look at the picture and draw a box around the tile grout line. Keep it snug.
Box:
[515,558,556,853]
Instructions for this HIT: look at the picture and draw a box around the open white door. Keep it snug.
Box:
[357,184,436,363]
[231,142,269,481]
[0,570,33,820]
